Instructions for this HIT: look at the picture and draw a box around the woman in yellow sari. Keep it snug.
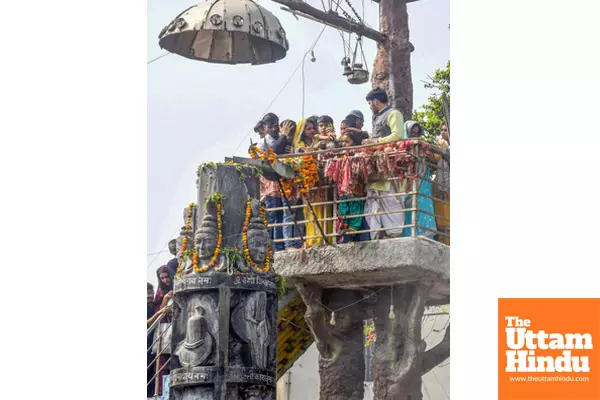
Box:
[293,117,333,247]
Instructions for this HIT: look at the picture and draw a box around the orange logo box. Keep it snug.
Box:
[498,298,600,400]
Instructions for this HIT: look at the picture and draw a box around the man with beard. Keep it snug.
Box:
[361,89,406,239]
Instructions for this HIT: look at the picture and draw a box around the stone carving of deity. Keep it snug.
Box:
[175,225,194,275]
[174,305,214,368]
[195,201,219,269]
[231,291,270,369]
[246,200,269,266]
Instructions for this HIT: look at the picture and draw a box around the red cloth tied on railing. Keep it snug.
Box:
[321,141,430,194]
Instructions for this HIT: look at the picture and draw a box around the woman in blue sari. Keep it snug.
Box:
[402,121,437,238]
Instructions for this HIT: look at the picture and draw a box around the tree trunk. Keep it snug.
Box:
[371,285,427,400]
[296,284,365,400]
[372,0,413,122]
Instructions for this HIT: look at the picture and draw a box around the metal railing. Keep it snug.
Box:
[265,139,450,248]
[147,305,172,399]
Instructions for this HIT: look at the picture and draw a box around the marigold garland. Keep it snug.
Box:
[249,144,276,164]
[279,158,300,198]
[277,156,318,198]
[299,156,319,196]
[242,199,273,273]
[174,203,195,279]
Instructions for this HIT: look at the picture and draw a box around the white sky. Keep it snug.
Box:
[147,0,449,285]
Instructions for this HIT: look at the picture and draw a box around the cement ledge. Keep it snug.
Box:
[273,237,449,300]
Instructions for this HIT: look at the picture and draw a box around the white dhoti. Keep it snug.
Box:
[364,182,405,240]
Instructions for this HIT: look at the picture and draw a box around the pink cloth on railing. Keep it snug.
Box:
[321,141,431,195]
[260,176,280,200]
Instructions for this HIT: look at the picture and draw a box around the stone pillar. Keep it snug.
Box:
[170,163,278,400]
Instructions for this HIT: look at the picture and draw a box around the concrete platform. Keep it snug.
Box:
[273,237,449,303]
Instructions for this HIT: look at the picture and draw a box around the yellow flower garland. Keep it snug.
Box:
[242,199,273,273]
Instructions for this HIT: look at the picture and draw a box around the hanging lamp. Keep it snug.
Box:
[158,0,289,65]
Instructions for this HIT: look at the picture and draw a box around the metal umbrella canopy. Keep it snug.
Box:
[159,0,289,65]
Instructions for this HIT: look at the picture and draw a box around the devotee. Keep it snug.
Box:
[294,117,318,152]
[336,132,371,243]
[257,113,288,155]
[166,239,178,278]
[147,282,157,398]
[344,110,370,140]
[278,119,303,249]
[361,89,406,239]
[279,119,297,154]
[152,266,172,396]
[401,121,437,238]
[434,124,450,244]
[316,115,337,149]
[295,117,333,246]
[340,119,349,136]
[255,113,286,251]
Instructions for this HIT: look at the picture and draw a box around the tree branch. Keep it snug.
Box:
[421,322,450,376]
[295,282,335,358]
[272,0,385,43]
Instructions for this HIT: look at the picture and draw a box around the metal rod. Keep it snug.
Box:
[267,190,416,211]
[269,207,418,228]
[271,224,415,242]
[417,225,450,238]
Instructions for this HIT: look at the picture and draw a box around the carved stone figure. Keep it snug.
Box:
[174,305,214,367]
[246,200,269,265]
[229,336,245,367]
[195,201,219,269]
[173,225,195,275]
[231,291,271,369]
[243,385,273,400]
[173,386,213,400]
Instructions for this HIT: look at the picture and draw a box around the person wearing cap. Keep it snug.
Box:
[344,110,370,140]
[361,89,406,239]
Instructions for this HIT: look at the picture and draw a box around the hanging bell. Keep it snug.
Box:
[329,312,337,326]
[310,50,316,63]
[388,305,396,319]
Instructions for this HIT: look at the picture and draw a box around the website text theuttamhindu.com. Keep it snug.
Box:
[508,376,590,383]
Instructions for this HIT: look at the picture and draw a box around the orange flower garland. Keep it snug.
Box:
[249,144,276,164]
[174,203,195,279]
[299,155,319,196]
[279,158,299,198]
[242,199,273,273]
